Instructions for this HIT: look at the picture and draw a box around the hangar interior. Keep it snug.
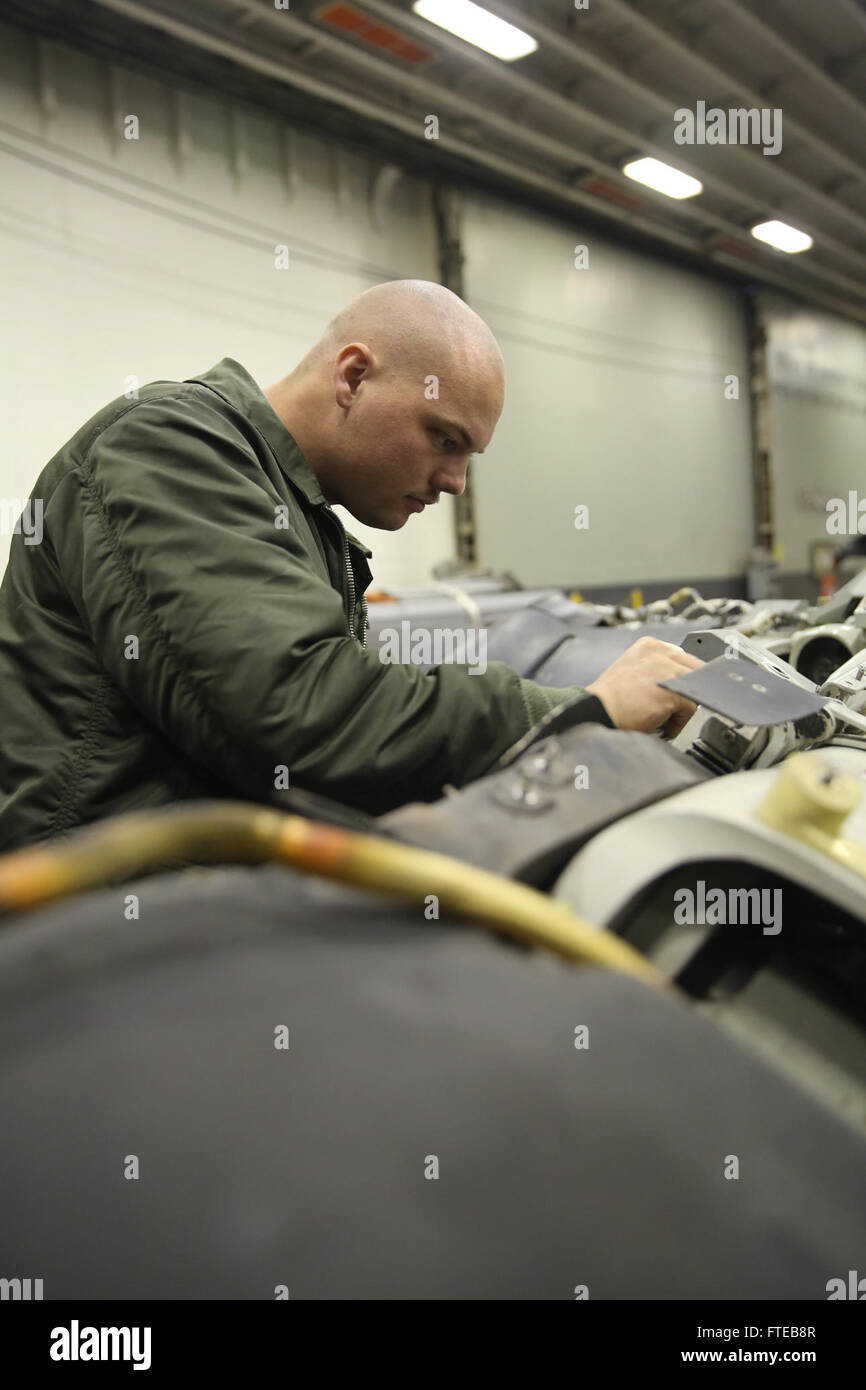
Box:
[0,0,865,1308]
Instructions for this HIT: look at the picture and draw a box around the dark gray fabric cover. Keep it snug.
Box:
[0,864,863,1300]
[380,724,709,888]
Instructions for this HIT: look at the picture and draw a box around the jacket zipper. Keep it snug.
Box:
[327,506,368,649]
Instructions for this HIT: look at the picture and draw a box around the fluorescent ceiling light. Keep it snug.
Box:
[750,220,813,254]
[412,0,538,61]
[622,157,703,199]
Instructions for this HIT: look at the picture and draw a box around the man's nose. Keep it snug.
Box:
[431,456,470,497]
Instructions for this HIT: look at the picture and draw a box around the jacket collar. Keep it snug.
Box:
[188,358,373,558]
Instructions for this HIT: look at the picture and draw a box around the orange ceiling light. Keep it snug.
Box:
[315,3,434,64]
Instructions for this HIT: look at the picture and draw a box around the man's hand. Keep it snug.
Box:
[586,636,705,739]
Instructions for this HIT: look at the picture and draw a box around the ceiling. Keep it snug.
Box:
[7,0,866,324]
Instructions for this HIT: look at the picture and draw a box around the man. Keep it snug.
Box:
[0,280,701,850]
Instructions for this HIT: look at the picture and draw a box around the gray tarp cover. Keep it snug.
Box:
[0,863,863,1299]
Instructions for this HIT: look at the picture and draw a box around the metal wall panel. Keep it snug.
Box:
[461,190,754,592]
[762,289,866,578]
[0,20,446,584]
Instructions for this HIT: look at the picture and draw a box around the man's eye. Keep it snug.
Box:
[436,432,455,449]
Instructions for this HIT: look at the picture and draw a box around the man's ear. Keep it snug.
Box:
[334,342,372,408]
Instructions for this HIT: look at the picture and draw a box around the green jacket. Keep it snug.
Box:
[0,359,603,850]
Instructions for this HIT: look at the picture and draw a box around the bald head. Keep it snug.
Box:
[310,279,505,386]
[264,279,506,531]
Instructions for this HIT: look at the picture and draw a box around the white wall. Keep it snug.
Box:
[461,191,755,590]
[761,290,866,576]
[0,19,450,583]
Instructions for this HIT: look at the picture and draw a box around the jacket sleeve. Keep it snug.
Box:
[51,390,607,815]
